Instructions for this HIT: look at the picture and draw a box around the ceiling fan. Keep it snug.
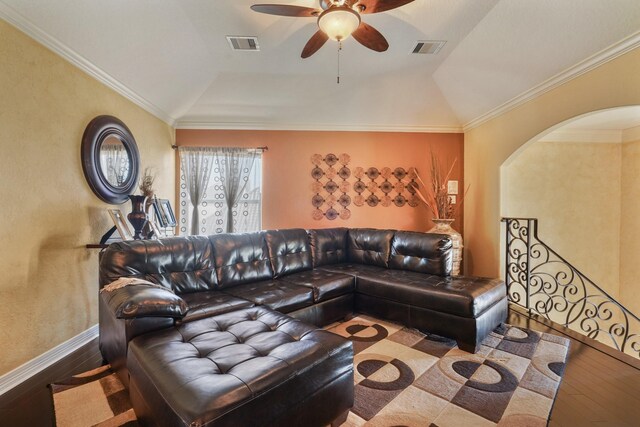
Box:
[250,0,416,58]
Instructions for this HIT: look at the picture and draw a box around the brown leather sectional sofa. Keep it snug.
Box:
[98,227,507,426]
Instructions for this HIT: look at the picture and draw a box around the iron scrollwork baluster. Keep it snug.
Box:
[502,218,640,359]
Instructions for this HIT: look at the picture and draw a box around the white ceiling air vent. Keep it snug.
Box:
[411,40,446,55]
[226,36,260,51]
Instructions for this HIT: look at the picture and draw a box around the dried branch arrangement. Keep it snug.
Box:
[409,153,467,220]
[139,167,156,198]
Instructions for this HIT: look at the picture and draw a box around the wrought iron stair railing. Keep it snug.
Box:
[503,217,640,358]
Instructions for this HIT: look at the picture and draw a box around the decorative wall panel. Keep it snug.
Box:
[312,153,419,220]
[311,153,351,220]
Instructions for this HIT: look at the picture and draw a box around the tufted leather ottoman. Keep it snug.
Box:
[127,306,354,427]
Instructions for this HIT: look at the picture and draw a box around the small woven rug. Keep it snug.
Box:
[51,316,569,427]
[50,365,137,427]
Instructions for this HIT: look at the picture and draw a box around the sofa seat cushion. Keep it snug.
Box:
[127,307,354,427]
[179,291,254,323]
[280,270,355,302]
[318,263,387,278]
[223,280,314,313]
[356,269,506,318]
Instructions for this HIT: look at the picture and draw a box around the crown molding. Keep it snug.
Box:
[463,31,640,132]
[175,120,463,134]
[0,3,175,126]
[0,324,98,396]
[538,129,623,143]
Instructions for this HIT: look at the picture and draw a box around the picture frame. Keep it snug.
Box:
[148,218,164,239]
[108,208,133,241]
[153,198,177,228]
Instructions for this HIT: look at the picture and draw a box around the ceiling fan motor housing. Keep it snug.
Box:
[318,5,362,41]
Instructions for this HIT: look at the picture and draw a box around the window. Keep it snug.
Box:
[202,157,262,234]
[178,147,262,235]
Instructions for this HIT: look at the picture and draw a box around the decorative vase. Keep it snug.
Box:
[429,218,463,276]
[142,194,156,239]
[127,195,149,240]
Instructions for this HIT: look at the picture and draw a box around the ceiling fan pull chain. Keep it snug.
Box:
[337,40,342,84]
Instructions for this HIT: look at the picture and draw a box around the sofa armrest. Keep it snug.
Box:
[101,283,188,319]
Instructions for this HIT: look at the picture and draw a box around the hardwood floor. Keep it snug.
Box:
[0,337,102,427]
[0,309,638,426]
[507,309,640,427]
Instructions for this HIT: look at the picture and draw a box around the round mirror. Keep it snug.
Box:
[81,115,140,204]
[99,135,131,187]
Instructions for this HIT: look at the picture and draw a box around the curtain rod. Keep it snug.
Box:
[172,145,268,151]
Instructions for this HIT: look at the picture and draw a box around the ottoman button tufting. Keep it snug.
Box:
[126,307,354,427]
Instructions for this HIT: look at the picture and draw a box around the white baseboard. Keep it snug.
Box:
[0,324,99,396]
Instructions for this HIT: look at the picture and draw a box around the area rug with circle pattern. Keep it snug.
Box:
[51,315,569,427]
[327,315,570,427]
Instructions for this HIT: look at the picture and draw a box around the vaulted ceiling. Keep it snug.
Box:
[1,0,639,131]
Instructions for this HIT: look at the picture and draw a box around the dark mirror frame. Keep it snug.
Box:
[81,115,140,204]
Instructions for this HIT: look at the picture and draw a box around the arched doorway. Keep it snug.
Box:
[500,105,640,314]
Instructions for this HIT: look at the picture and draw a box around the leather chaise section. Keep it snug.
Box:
[357,269,506,318]
[211,231,274,288]
[307,228,349,267]
[356,293,508,353]
[390,231,453,276]
[179,291,255,323]
[281,269,355,302]
[347,228,395,268]
[99,236,217,293]
[127,307,354,427]
[265,228,313,278]
[223,280,314,313]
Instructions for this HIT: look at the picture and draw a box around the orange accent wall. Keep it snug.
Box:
[175,129,464,235]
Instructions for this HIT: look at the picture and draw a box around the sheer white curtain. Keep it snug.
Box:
[100,144,129,186]
[179,147,262,235]
[178,147,217,235]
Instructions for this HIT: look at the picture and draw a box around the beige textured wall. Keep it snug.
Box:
[503,141,622,299]
[0,20,174,376]
[464,47,640,278]
[621,138,640,314]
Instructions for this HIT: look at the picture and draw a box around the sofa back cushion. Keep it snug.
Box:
[390,231,453,276]
[308,228,349,267]
[347,228,395,268]
[211,231,274,288]
[265,229,312,278]
[99,236,218,294]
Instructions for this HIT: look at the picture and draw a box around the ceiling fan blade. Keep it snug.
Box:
[250,4,319,17]
[352,22,389,52]
[355,0,415,14]
[301,30,329,58]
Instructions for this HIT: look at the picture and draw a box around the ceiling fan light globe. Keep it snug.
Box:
[318,6,361,41]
